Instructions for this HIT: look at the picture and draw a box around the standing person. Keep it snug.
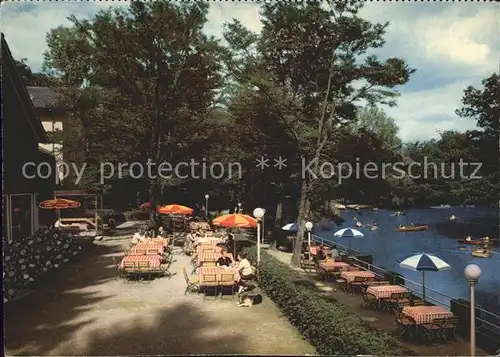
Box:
[331,244,339,259]
[226,235,236,259]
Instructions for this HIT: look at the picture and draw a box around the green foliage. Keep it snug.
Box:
[244,247,411,356]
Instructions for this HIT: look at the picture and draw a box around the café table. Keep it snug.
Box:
[402,306,453,325]
[131,242,164,254]
[340,270,376,283]
[319,261,351,271]
[120,254,161,268]
[366,285,409,309]
[197,266,240,284]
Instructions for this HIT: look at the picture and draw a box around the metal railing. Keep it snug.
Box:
[310,233,500,334]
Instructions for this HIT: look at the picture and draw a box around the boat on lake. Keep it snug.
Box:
[430,204,451,209]
[471,249,492,258]
[457,239,484,245]
[392,211,406,216]
[396,225,429,232]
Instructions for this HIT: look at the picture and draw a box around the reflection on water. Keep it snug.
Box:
[317,207,500,316]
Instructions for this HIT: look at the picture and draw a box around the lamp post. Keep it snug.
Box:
[253,208,265,265]
[204,194,209,218]
[305,221,313,258]
[464,264,481,357]
[238,202,242,214]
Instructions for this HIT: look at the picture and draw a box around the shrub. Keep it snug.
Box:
[245,247,412,356]
[3,228,82,302]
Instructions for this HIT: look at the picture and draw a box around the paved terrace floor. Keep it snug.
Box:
[266,249,489,356]
[4,239,315,356]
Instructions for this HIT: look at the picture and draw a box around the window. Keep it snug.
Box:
[11,194,33,241]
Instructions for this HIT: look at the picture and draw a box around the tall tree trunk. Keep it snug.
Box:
[149,181,158,234]
[273,201,283,249]
[291,179,309,266]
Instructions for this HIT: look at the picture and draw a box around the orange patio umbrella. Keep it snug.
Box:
[157,204,193,215]
[212,214,257,228]
[39,198,81,209]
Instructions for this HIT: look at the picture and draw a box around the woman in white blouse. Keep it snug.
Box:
[236,251,254,293]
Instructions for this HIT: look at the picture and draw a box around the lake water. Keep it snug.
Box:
[315,207,500,319]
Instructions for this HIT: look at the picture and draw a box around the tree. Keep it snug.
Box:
[14,58,56,86]
[223,1,415,265]
[455,73,499,204]
[350,105,402,152]
[43,2,224,227]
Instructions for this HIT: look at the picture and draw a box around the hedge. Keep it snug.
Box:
[245,247,412,356]
[3,228,82,302]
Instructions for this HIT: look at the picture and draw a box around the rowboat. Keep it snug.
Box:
[457,239,484,245]
[392,211,406,216]
[471,250,492,258]
[396,225,429,232]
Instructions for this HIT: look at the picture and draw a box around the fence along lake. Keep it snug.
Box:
[315,207,500,320]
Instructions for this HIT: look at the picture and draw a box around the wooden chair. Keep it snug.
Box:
[123,261,139,283]
[146,249,159,255]
[441,316,458,342]
[361,291,378,309]
[314,261,328,281]
[183,267,199,295]
[383,292,403,312]
[134,249,146,255]
[203,261,216,267]
[421,318,447,343]
[137,261,152,282]
[376,280,391,285]
[411,299,425,306]
[219,273,236,300]
[393,309,416,338]
[397,300,411,311]
[202,274,219,300]
[349,276,365,294]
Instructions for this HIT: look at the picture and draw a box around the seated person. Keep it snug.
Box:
[217,249,234,267]
[157,226,167,238]
[236,252,254,293]
[314,245,327,262]
[330,244,339,258]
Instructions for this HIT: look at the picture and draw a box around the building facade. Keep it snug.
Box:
[2,33,56,241]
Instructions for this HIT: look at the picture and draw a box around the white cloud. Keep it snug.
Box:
[1,1,495,142]
[384,80,481,141]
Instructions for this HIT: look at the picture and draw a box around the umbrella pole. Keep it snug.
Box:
[422,271,426,302]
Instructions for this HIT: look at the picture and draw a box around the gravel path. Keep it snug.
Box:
[5,239,315,356]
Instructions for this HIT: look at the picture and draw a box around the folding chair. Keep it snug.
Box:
[138,261,152,282]
[421,318,446,343]
[220,273,236,300]
[393,309,416,338]
[383,292,403,312]
[360,291,378,309]
[202,274,219,300]
[203,261,216,267]
[123,261,140,283]
[349,276,365,294]
[314,262,328,281]
[111,257,122,280]
[183,267,199,295]
[440,316,458,342]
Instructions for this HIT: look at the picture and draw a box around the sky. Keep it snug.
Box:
[1,1,498,142]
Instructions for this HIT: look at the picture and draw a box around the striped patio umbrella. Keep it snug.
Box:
[399,253,450,301]
[157,204,193,215]
[212,214,257,228]
[39,198,81,209]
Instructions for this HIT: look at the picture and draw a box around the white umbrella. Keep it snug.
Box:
[333,228,364,249]
[399,253,450,301]
[281,223,299,232]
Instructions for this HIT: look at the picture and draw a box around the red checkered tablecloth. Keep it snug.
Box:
[131,243,163,254]
[402,306,453,325]
[340,271,376,283]
[319,261,351,271]
[366,285,408,299]
[120,255,161,268]
[198,252,233,262]
[197,266,240,283]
